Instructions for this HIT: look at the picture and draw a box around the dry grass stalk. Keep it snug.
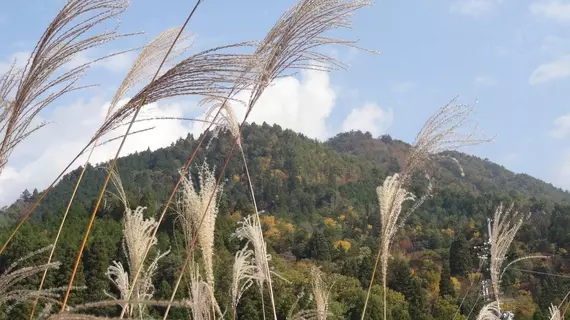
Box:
[0,0,130,176]
[549,303,562,320]
[234,215,276,315]
[0,245,62,310]
[133,1,377,318]
[186,261,216,320]
[176,163,221,291]
[362,99,492,320]
[489,203,526,305]
[94,42,256,142]
[362,174,415,320]
[231,245,259,319]
[61,9,199,313]
[475,301,501,320]
[401,98,492,183]
[105,169,168,318]
[311,267,332,320]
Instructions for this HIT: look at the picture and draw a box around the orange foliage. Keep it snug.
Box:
[323,217,338,228]
[262,216,276,228]
[334,240,351,252]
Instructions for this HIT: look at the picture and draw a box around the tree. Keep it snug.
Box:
[450,234,472,277]
[83,237,111,301]
[83,237,114,316]
[307,232,332,261]
[139,190,157,218]
[439,262,455,297]
[433,296,466,320]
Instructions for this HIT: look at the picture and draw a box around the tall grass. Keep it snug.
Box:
[3,1,552,320]
[29,27,189,320]
[362,100,492,320]
[0,0,132,255]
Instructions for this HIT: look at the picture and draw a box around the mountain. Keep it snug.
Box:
[2,123,568,224]
[1,123,569,319]
[326,130,570,203]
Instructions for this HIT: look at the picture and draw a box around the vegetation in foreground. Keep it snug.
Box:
[0,0,568,319]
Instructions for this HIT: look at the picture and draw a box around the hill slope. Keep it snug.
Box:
[1,123,570,319]
[2,123,568,224]
[327,130,570,203]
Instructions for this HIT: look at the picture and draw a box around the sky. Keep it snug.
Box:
[0,0,569,205]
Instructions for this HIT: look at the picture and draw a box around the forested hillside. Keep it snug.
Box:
[1,123,569,319]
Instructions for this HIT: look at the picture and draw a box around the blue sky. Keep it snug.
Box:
[0,0,569,204]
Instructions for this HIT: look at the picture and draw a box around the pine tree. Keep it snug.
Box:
[449,234,472,277]
[140,190,157,218]
[83,237,111,300]
[307,232,332,261]
[439,261,455,297]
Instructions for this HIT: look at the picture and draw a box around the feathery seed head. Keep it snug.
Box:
[177,162,222,289]
[0,0,130,175]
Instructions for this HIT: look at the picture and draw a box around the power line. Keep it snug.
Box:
[511,268,570,279]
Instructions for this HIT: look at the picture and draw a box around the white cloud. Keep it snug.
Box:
[449,0,504,17]
[530,0,570,23]
[529,54,570,84]
[474,76,496,85]
[341,102,393,137]
[0,68,340,204]
[391,81,416,94]
[549,114,570,139]
[0,96,199,205]
[0,66,387,205]
[233,69,336,140]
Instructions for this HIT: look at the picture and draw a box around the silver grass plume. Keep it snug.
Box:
[549,303,562,320]
[243,0,378,116]
[287,290,320,320]
[374,174,415,320]
[401,98,492,183]
[187,261,215,320]
[227,3,380,316]
[311,266,332,320]
[107,27,191,119]
[231,245,259,318]
[233,215,275,304]
[176,162,222,291]
[162,0,377,318]
[94,42,256,141]
[50,299,192,318]
[489,203,526,306]
[203,97,242,149]
[0,0,130,175]
[107,169,168,318]
[475,301,501,320]
[0,245,62,308]
[363,99,492,320]
[33,28,192,307]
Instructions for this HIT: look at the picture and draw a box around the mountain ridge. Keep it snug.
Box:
[1,122,568,226]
